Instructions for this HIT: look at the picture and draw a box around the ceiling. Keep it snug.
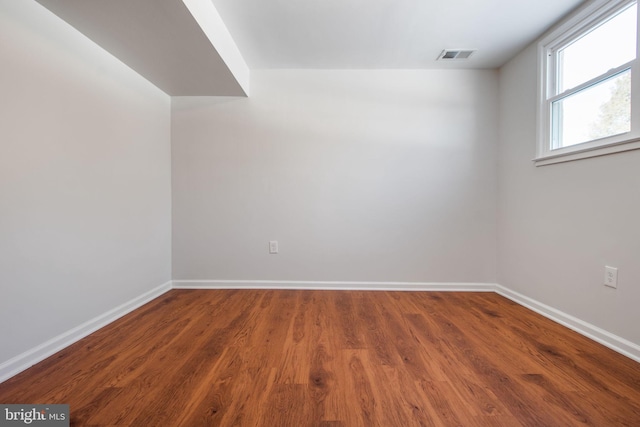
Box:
[34,0,586,95]
[211,0,585,69]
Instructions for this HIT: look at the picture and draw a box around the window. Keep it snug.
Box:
[536,0,640,165]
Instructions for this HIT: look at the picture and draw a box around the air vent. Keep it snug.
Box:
[437,49,476,60]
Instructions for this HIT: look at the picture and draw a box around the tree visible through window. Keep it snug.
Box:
[589,71,631,141]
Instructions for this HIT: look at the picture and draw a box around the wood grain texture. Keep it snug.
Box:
[0,290,639,426]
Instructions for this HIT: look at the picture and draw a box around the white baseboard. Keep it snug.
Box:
[0,281,172,384]
[2,280,638,384]
[495,285,640,363]
[174,280,640,362]
[172,280,496,292]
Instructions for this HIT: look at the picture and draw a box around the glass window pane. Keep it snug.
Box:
[552,70,631,148]
[559,3,637,92]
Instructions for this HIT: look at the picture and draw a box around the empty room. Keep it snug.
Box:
[1,0,639,425]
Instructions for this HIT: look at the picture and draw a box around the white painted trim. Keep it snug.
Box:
[174,280,640,362]
[495,285,640,363]
[0,281,172,383]
[535,0,640,166]
[534,137,640,166]
[172,280,496,292]
[2,280,638,384]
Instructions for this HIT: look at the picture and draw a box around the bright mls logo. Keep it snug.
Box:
[0,405,68,426]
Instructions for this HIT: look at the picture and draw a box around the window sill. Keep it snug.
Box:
[534,137,640,166]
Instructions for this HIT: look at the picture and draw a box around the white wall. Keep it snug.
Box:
[0,1,171,364]
[498,43,640,345]
[1,0,636,377]
[172,70,498,283]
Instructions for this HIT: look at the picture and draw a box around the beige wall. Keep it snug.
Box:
[0,1,172,363]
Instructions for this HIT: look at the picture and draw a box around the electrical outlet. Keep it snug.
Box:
[269,240,278,254]
[604,266,618,289]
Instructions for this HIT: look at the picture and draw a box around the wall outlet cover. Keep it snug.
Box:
[604,266,618,289]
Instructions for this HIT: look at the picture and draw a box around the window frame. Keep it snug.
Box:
[536,0,640,166]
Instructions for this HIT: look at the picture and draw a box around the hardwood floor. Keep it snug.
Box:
[1,290,639,426]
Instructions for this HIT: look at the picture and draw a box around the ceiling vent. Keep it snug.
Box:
[437,49,476,60]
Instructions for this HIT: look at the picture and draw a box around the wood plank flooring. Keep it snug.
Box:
[1,290,639,426]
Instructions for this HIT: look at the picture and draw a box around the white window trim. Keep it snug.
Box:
[535,0,640,166]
